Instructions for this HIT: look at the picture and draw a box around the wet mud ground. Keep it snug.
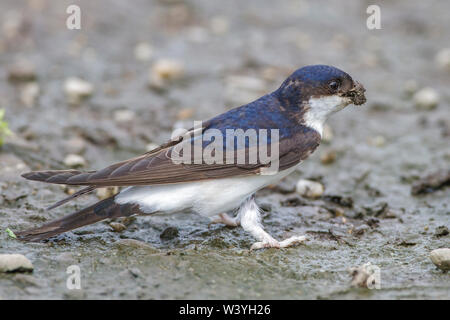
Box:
[0,0,449,299]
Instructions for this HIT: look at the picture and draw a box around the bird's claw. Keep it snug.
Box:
[250,235,307,251]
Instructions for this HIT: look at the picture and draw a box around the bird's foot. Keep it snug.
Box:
[209,213,240,227]
[250,235,306,251]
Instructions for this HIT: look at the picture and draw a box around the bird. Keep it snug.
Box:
[16,64,366,250]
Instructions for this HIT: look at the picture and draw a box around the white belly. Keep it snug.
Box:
[114,166,298,217]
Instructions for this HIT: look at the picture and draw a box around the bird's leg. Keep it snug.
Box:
[209,213,240,227]
[239,196,306,250]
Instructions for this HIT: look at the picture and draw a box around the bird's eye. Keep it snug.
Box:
[328,80,340,91]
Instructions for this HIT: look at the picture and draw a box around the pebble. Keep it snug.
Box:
[295,179,324,199]
[63,154,86,168]
[0,254,33,273]
[110,222,126,232]
[435,226,449,237]
[134,42,153,62]
[320,150,336,165]
[349,262,379,288]
[413,87,439,110]
[64,77,94,105]
[20,82,40,107]
[8,61,37,82]
[96,187,119,200]
[160,227,179,240]
[435,48,450,71]
[430,248,450,271]
[113,109,135,124]
[149,59,184,90]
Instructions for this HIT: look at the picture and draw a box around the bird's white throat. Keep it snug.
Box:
[303,95,350,136]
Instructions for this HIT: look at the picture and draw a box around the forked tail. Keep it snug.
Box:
[16,196,141,242]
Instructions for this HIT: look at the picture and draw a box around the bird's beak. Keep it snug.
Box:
[345,81,366,106]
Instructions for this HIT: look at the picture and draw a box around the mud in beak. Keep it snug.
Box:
[343,81,366,106]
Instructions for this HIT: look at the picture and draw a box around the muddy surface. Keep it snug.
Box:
[0,0,449,299]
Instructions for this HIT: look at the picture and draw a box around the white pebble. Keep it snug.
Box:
[413,87,439,110]
[64,77,94,105]
[435,48,450,71]
[64,154,86,167]
[134,42,153,62]
[114,109,135,123]
[0,254,33,273]
[149,59,184,89]
[295,179,324,199]
[430,248,450,271]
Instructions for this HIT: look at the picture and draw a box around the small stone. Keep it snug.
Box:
[64,77,94,105]
[349,262,379,288]
[430,248,450,271]
[160,227,179,240]
[295,179,324,199]
[134,42,153,62]
[435,226,449,237]
[320,150,336,165]
[113,109,135,124]
[0,254,33,273]
[110,222,126,232]
[435,48,450,71]
[63,154,86,168]
[413,87,439,110]
[96,187,119,200]
[149,59,184,90]
[20,82,40,107]
[8,61,37,82]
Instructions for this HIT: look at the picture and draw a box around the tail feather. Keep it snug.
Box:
[21,170,95,185]
[16,197,141,242]
[46,186,96,210]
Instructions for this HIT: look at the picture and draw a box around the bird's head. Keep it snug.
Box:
[275,65,366,135]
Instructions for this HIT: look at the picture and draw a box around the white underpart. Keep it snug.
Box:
[303,95,351,136]
[115,165,298,217]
